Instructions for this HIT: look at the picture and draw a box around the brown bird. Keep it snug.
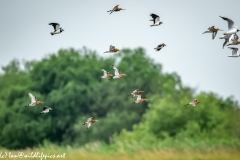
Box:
[107,5,125,15]
[133,95,148,104]
[100,69,113,80]
[103,45,120,54]
[202,26,223,39]
[25,93,43,107]
[185,99,201,108]
[111,65,127,79]
[129,89,144,98]
[82,117,98,129]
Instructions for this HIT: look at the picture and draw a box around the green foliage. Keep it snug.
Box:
[0,47,239,150]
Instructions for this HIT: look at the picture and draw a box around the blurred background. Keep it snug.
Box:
[0,0,240,159]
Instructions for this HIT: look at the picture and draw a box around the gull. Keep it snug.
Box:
[82,117,98,129]
[219,16,240,35]
[129,89,144,98]
[219,34,235,48]
[227,34,240,46]
[25,93,43,107]
[49,23,64,35]
[228,47,240,57]
[133,95,148,104]
[107,5,125,15]
[184,99,201,108]
[111,65,127,79]
[154,43,166,51]
[150,13,162,27]
[100,69,113,80]
[202,26,223,39]
[103,45,120,54]
[40,106,52,114]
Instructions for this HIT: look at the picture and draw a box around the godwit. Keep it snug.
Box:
[150,13,162,27]
[185,99,201,108]
[202,26,223,39]
[133,95,148,104]
[111,65,127,79]
[49,23,64,35]
[129,89,144,98]
[25,93,43,107]
[154,43,166,51]
[107,5,125,15]
[103,45,120,54]
[40,106,52,114]
[227,34,240,46]
[100,69,113,80]
[219,16,240,35]
[82,117,98,129]
[228,47,240,57]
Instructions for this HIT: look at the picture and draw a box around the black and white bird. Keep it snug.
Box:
[154,43,166,51]
[40,106,52,114]
[150,13,162,27]
[49,23,64,35]
[228,47,240,57]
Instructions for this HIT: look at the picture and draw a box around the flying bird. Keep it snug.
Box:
[154,43,166,51]
[107,5,125,15]
[111,65,127,79]
[133,95,148,104]
[103,45,120,54]
[228,47,240,57]
[49,23,64,35]
[184,99,201,108]
[25,93,43,107]
[100,69,113,80]
[219,34,235,48]
[219,16,240,35]
[40,106,52,114]
[150,13,162,27]
[227,34,240,46]
[202,26,223,39]
[82,117,98,129]
[129,89,144,98]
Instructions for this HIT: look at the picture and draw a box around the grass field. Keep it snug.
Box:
[1,147,240,160]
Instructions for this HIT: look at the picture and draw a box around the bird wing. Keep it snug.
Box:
[87,123,92,129]
[229,47,239,55]
[219,16,234,30]
[110,45,115,51]
[150,13,159,24]
[112,5,119,11]
[28,93,36,103]
[113,65,120,75]
[101,69,108,76]
[233,34,239,41]
[87,117,93,123]
[49,23,60,31]
[212,32,217,39]
[136,95,141,101]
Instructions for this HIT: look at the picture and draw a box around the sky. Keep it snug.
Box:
[0,0,240,102]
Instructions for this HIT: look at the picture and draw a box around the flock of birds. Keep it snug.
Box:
[24,5,240,129]
[203,16,240,57]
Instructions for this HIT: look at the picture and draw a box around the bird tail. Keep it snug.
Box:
[184,104,189,106]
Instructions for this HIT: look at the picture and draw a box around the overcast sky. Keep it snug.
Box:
[1,0,240,102]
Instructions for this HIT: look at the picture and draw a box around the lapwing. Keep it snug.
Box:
[49,23,64,35]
